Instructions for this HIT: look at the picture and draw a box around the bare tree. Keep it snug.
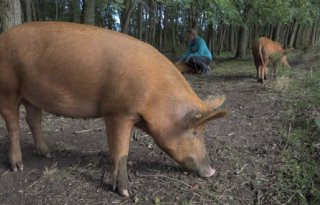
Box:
[24,0,33,22]
[137,1,143,40]
[84,0,95,25]
[0,0,22,32]
[71,0,81,23]
[121,0,135,34]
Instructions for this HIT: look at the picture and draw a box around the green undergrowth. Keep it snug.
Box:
[273,48,320,204]
[213,59,254,76]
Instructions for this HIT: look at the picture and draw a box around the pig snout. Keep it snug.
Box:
[198,166,216,178]
[181,155,217,178]
[195,157,216,178]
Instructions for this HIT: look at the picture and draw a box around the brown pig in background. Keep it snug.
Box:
[252,37,290,83]
[0,22,227,197]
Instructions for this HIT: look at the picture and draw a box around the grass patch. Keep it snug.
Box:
[213,59,254,76]
[273,59,320,204]
[43,162,58,176]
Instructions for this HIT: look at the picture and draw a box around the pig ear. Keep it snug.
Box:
[205,95,225,110]
[183,109,228,129]
[182,96,227,128]
[192,110,228,128]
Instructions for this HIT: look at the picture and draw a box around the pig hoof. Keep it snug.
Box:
[119,189,129,197]
[11,162,24,172]
[36,147,51,158]
[36,150,51,158]
[45,153,52,158]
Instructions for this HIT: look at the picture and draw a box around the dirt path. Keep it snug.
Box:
[0,59,289,204]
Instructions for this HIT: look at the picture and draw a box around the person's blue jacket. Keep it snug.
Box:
[181,36,213,60]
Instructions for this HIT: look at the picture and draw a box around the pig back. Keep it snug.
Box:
[0,22,199,118]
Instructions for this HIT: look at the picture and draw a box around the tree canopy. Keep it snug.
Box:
[3,0,320,57]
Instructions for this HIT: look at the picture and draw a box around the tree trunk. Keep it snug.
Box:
[105,1,115,29]
[84,0,95,25]
[310,18,319,45]
[150,2,156,46]
[295,25,305,48]
[316,26,320,43]
[190,0,199,29]
[248,26,253,51]
[121,0,135,34]
[24,0,33,22]
[138,1,143,40]
[302,25,310,46]
[71,0,81,23]
[272,23,281,42]
[251,24,257,41]
[171,6,176,53]
[217,24,226,55]
[55,0,58,20]
[207,22,214,52]
[31,0,37,20]
[96,0,105,27]
[229,25,235,53]
[0,0,22,32]
[224,25,230,52]
[158,3,163,50]
[268,24,273,38]
[235,25,249,59]
[144,6,148,42]
[163,6,168,48]
[288,20,299,48]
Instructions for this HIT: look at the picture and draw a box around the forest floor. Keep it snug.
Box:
[0,46,319,205]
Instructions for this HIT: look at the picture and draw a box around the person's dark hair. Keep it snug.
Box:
[188,29,198,37]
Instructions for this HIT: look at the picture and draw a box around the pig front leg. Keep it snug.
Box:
[24,102,50,157]
[273,65,278,78]
[105,116,134,197]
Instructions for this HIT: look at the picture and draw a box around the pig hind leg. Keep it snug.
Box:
[105,115,135,197]
[264,66,268,80]
[260,65,267,83]
[253,54,260,81]
[259,58,269,83]
[254,61,259,82]
[0,94,23,171]
[24,102,50,158]
[257,66,263,83]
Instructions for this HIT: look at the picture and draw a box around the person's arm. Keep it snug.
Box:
[180,43,192,60]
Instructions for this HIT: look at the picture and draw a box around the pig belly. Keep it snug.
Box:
[21,83,101,118]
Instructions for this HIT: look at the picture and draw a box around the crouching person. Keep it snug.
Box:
[178,29,213,75]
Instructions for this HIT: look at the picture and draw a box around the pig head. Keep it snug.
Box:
[142,96,227,178]
[0,22,227,197]
[174,60,197,73]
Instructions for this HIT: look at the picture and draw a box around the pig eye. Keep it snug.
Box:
[192,130,198,137]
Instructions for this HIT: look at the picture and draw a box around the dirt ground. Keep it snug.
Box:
[0,53,308,204]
